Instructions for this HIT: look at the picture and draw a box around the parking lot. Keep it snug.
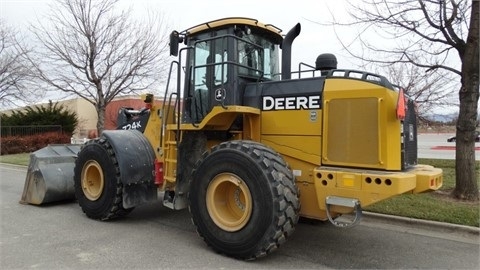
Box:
[418,133,480,160]
[1,163,479,269]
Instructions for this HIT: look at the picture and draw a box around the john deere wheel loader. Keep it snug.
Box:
[21,17,443,260]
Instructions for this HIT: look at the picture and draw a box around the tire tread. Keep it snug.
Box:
[74,137,132,220]
[189,140,300,260]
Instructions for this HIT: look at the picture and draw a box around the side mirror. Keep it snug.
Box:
[169,31,181,56]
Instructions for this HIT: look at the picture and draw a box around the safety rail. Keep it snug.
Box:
[290,67,396,90]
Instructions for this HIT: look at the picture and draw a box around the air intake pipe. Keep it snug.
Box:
[281,23,301,80]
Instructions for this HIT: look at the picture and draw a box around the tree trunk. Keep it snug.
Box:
[96,108,105,136]
[96,105,106,136]
[453,0,479,201]
[96,93,106,136]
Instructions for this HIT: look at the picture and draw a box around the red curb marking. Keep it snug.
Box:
[431,146,480,150]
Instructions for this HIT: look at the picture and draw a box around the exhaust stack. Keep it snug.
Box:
[281,23,301,80]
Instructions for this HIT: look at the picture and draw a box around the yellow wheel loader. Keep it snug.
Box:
[21,17,443,260]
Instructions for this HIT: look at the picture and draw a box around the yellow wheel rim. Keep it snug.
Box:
[206,173,252,232]
[81,160,104,201]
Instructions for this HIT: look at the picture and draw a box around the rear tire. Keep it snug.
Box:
[189,141,300,260]
[74,137,133,220]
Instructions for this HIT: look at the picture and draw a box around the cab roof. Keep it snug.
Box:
[183,17,283,43]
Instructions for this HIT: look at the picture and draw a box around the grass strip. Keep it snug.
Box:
[365,158,479,227]
[0,153,31,166]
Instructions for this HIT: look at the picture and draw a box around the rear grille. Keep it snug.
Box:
[402,99,418,170]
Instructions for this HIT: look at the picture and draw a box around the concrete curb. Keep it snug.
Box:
[0,163,28,169]
[363,211,479,236]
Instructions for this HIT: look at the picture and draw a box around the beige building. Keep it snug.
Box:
[1,97,97,139]
[2,97,97,138]
[57,98,98,138]
[1,94,165,139]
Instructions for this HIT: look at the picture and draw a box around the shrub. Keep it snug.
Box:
[0,132,71,155]
[1,100,78,134]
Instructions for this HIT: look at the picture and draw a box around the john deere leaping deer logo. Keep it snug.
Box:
[215,88,225,101]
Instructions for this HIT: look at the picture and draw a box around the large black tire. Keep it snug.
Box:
[74,137,133,220]
[188,140,300,260]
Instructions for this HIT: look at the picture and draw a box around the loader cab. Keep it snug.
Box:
[170,18,283,124]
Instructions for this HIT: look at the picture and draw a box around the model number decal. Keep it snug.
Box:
[122,121,142,130]
[262,95,321,111]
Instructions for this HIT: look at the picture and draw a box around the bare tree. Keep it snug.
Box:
[330,0,478,201]
[0,21,42,109]
[28,0,170,134]
[383,63,457,123]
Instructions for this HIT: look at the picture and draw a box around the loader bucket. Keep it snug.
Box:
[20,144,82,205]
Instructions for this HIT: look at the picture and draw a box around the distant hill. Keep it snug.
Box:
[424,111,480,123]
[423,112,455,123]
[427,114,456,123]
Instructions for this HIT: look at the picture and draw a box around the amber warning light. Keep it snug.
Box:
[396,88,407,120]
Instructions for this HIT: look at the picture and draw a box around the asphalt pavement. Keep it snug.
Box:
[1,162,479,269]
[0,134,479,269]
[418,133,480,160]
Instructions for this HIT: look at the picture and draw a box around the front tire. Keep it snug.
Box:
[189,141,300,260]
[74,137,133,220]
